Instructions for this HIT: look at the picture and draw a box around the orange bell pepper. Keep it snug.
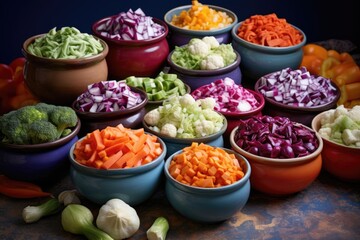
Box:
[300,55,323,75]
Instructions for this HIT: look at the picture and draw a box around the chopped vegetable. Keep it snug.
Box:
[144,94,225,138]
[61,204,113,240]
[318,105,360,147]
[96,198,140,240]
[28,27,104,59]
[58,189,81,206]
[170,0,233,30]
[169,143,245,187]
[146,217,169,240]
[171,36,236,70]
[191,77,260,113]
[237,13,303,47]
[73,124,163,169]
[233,116,319,158]
[22,198,61,223]
[96,8,165,41]
[0,175,51,198]
[257,67,338,107]
[74,81,144,113]
[125,72,187,101]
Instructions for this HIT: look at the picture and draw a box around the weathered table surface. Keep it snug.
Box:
[1,167,359,240]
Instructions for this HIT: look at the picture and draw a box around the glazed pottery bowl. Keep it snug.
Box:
[167,49,242,90]
[164,147,251,222]
[92,16,169,80]
[69,133,167,205]
[254,71,340,127]
[142,113,227,158]
[0,119,81,183]
[164,5,238,48]
[22,34,108,106]
[230,117,323,196]
[72,86,148,137]
[231,21,306,83]
[312,111,360,182]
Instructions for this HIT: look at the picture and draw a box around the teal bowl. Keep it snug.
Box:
[164,5,238,48]
[68,134,167,205]
[142,115,227,158]
[231,21,306,83]
[164,147,251,222]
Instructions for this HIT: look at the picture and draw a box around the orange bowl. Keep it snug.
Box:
[230,122,323,195]
[311,111,360,182]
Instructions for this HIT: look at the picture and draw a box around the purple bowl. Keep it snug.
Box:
[0,120,81,183]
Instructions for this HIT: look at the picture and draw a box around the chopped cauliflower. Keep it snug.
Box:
[334,105,348,119]
[194,119,215,137]
[347,105,360,122]
[179,94,196,107]
[202,36,220,49]
[187,38,210,57]
[160,123,177,138]
[198,97,216,110]
[342,129,360,146]
[144,109,161,126]
[200,54,225,70]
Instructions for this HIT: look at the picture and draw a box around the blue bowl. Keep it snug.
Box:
[142,114,227,158]
[164,147,251,222]
[167,50,242,90]
[0,120,81,183]
[164,5,238,48]
[69,134,167,206]
[231,21,306,83]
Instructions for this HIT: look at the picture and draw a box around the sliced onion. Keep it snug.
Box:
[96,8,165,41]
[257,67,338,107]
[76,81,143,113]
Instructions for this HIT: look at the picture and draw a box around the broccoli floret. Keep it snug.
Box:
[28,120,59,144]
[48,106,78,138]
[0,114,30,144]
[15,105,48,124]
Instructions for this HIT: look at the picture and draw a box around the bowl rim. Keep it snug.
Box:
[0,118,81,152]
[230,123,324,164]
[92,16,169,45]
[231,21,307,52]
[311,110,360,150]
[164,4,238,34]
[68,132,167,175]
[142,112,228,143]
[71,85,148,118]
[167,49,241,76]
[163,147,251,192]
[254,72,341,112]
[22,34,109,65]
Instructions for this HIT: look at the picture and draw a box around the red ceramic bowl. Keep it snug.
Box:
[92,16,169,80]
[230,123,323,196]
[311,111,360,182]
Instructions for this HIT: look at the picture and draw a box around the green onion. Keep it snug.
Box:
[146,217,170,240]
[22,198,61,223]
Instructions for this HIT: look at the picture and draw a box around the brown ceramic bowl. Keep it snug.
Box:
[22,34,109,106]
[72,86,148,137]
[0,119,81,183]
[92,16,169,80]
[230,118,323,196]
[312,110,360,182]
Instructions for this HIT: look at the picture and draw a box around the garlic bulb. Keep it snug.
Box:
[96,198,140,240]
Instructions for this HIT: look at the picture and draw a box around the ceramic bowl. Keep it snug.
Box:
[164,5,238,48]
[0,119,81,183]
[164,147,251,222]
[72,86,148,137]
[69,133,166,205]
[92,16,169,80]
[22,34,108,106]
[142,114,227,158]
[230,119,323,196]
[231,21,306,84]
[311,111,360,182]
[254,73,340,127]
[167,50,242,90]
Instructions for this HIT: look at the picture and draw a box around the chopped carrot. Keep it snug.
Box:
[237,13,304,47]
[73,124,163,169]
[168,143,245,188]
[170,0,234,30]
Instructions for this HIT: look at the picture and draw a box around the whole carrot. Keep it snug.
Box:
[0,175,51,198]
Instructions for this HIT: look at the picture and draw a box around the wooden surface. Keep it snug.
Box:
[0,168,359,240]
